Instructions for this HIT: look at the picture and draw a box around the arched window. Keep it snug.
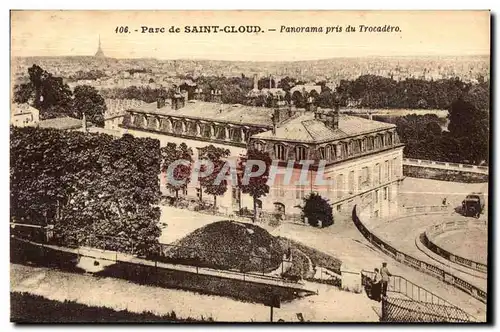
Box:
[186,121,197,136]
[173,120,183,134]
[374,135,383,149]
[318,146,326,160]
[330,145,337,160]
[387,132,393,146]
[296,146,307,161]
[325,145,331,160]
[202,123,212,138]
[147,116,156,129]
[368,136,374,150]
[254,140,265,152]
[274,144,286,160]
[340,143,348,159]
[353,140,361,154]
[230,127,242,142]
[361,138,367,152]
[161,118,172,132]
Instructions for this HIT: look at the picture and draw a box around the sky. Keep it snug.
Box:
[10,10,491,61]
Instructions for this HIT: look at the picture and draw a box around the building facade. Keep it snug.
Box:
[11,103,40,127]
[117,91,404,219]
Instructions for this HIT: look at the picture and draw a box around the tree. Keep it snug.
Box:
[72,85,107,127]
[160,142,193,199]
[13,82,34,104]
[10,127,162,256]
[198,145,230,208]
[291,91,305,108]
[277,76,296,91]
[237,149,272,222]
[28,64,73,115]
[316,89,336,109]
[448,91,489,164]
[302,192,333,228]
[14,64,73,119]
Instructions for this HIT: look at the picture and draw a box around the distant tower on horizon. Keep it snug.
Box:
[95,35,105,58]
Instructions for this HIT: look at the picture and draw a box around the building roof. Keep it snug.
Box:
[11,103,39,116]
[252,113,395,144]
[38,117,83,130]
[129,100,274,127]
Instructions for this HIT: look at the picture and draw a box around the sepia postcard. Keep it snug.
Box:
[9,10,490,323]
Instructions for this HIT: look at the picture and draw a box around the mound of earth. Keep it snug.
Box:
[162,220,285,273]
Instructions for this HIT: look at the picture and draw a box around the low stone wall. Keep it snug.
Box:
[403,165,489,183]
[351,205,487,304]
[422,220,487,273]
[401,205,448,215]
[403,158,488,174]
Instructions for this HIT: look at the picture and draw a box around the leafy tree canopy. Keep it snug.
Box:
[302,192,333,228]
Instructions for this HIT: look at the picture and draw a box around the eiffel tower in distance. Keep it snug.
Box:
[95,35,105,58]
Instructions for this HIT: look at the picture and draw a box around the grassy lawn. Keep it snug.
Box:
[11,292,213,323]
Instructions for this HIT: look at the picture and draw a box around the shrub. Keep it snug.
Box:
[302,193,334,227]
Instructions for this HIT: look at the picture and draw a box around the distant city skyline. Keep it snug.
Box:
[11,11,490,62]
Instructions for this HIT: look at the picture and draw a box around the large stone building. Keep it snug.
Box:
[117,90,404,219]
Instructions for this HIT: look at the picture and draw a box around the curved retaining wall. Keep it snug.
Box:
[422,220,487,273]
[351,205,487,304]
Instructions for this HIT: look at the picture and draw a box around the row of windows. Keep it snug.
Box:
[255,131,397,162]
[268,158,400,201]
[131,114,254,143]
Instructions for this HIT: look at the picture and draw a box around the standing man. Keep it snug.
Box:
[380,262,392,298]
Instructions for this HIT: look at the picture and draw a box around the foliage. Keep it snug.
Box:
[302,193,333,228]
[198,145,230,207]
[10,127,162,256]
[160,142,193,199]
[69,69,107,81]
[387,79,489,165]
[336,75,470,109]
[13,65,108,126]
[13,64,74,118]
[13,82,34,104]
[99,85,169,103]
[71,85,107,127]
[447,84,489,164]
[162,220,284,273]
[237,149,272,222]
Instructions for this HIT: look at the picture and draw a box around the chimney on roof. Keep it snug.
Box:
[171,89,185,110]
[157,96,166,109]
[332,103,340,129]
[271,112,277,136]
[211,89,222,103]
[316,104,340,130]
[193,88,204,101]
